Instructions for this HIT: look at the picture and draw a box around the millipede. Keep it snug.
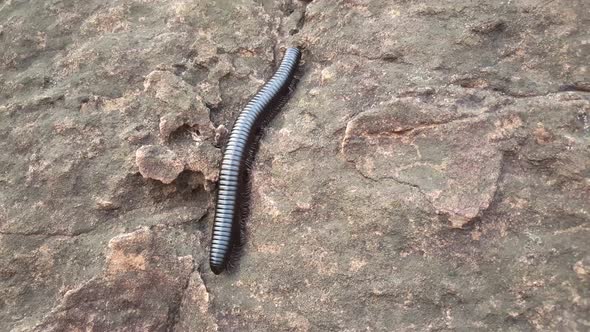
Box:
[209,47,302,275]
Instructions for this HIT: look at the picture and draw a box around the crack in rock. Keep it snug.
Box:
[341,91,522,228]
[172,268,219,332]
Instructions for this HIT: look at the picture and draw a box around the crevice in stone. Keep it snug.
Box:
[343,158,437,213]
[336,52,412,65]
[0,228,95,238]
[450,80,590,99]
[381,176,438,213]
[195,266,210,298]
[167,123,206,144]
[205,103,221,127]
[173,169,207,197]
[558,82,590,93]
[342,112,489,144]
[290,1,311,36]
[182,208,210,235]
[165,260,196,332]
[463,151,509,230]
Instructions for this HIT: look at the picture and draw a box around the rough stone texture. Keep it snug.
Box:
[341,89,521,227]
[136,145,185,184]
[0,0,589,331]
[33,227,202,331]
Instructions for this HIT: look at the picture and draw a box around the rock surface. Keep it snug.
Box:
[0,0,589,331]
[136,145,185,184]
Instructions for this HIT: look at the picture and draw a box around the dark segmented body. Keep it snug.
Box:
[210,48,302,275]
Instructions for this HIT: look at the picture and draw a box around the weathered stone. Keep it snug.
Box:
[32,227,207,331]
[143,70,214,141]
[175,271,218,332]
[136,145,184,184]
[144,70,194,111]
[342,92,522,227]
[177,142,221,185]
[95,198,120,211]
